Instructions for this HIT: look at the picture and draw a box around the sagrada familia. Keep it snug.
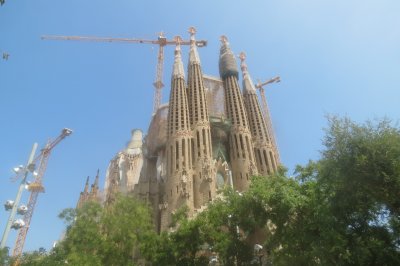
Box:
[77,30,280,232]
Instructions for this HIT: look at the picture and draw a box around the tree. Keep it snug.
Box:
[309,117,400,265]
[48,194,154,266]
[250,117,400,265]
[141,206,210,266]
[0,247,10,266]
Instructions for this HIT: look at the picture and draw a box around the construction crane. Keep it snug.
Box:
[12,128,72,265]
[41,27,207,114]
[255,77,281,164]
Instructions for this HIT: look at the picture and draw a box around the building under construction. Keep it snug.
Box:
[79,30,280,232]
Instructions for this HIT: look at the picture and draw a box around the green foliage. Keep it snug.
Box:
[141,206,209,266]
[0,247,10,266]
[260,117,400,265]
[47,194,153,266]
[17,249,54,266]
[13,116,400,265]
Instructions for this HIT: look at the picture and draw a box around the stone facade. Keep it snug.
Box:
[76,170,102,208]
[101,34,280,232]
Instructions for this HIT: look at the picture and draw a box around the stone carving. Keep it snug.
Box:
[181,169,188,183]
[175,130,192,137]
[248,161,258,176]
[159,202,168,210]
[202,158,215,183]
[179,169,190,198]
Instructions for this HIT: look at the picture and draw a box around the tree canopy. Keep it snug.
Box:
[14,195,155,266]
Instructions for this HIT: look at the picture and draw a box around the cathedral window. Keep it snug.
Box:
[234,134,239,158]
[176,141,179,170]
[182,138,185,158]
[170,146,173,174]
[263,150,271,174]
[202,128,207,156]
[257,149,262,170]
[191,139,195,167]
[245,136,252,161]
[270,151,277,171]
[216,172,224,189]
[197,130,201,157]
[239,135,245,158]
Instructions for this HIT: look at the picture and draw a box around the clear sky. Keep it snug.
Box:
[1,0,399,252]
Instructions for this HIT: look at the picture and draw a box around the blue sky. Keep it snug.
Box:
[1,0,399,252]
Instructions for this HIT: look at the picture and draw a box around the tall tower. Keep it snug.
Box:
[76,176,90,208]
[240,53,278,176]
[219,36,257,191]
[89,169,100,201]
[162,37,193,229]
[187,27,215,208]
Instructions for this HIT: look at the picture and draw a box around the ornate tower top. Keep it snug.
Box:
[188,26,196,40]
[219,35,238,79]
[126,129,143,155]
[239,52,257,94]
[95,169,99,183]
[172,36,185,79]
[83,176,89,194]
[220,35,229,45]
[188,27,200,64]
[91,170,99,192]
[239,52,248,73]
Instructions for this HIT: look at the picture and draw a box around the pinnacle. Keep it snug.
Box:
[172,37,185,79]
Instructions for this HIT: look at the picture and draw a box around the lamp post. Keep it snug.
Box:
[0,143,38,249]
[254,244,264,266]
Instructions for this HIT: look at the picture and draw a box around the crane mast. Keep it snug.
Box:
[255,77,281,164]
[12,128,72,264]
[41,28,207,113]
[153,40,165,113]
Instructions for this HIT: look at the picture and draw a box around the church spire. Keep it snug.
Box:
[172,36,185,79]
[219,36,257,191]
[83,176,89,194]
[90,169,100,200]
[240,52,278,175]
[219,35,239,79]
[162,39,193,230]
[187,27,215,209]
[94,169,99,187]
[77,176,90,208]
[239,52,256,94]
[188,27,201,64]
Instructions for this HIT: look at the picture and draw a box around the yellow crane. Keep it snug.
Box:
[255,76,281,164]
[41,27,207,114]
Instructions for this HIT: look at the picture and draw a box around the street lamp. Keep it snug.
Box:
[4,200,14,211]
[209,255,219,265]
[254,244,264,266]
[0,143,38,249]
